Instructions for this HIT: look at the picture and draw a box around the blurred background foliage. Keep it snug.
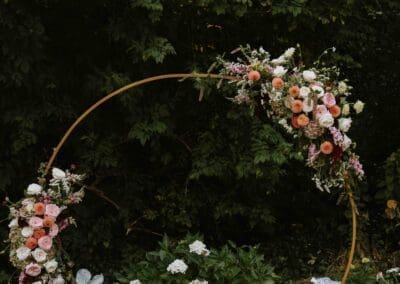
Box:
[1,0,400,282]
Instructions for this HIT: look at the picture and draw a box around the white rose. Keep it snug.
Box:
[130,281,142,284]
[302,98,314,113]
[16,246,31,260]
[342,134,352,150]
[76,269,92,284]
[32,248,48,262]
[318,113,334,128]
[386,267,400,273]
[51,275,65,284]
[166,259,188,274]
[284,47,295,58]
[299,86,311,98]
[338,81,347,94]
[271,55,286,65]
[273,66,287,77]
[311,85,325,98]
[8,218,18,228]
[353,100,365,114]
[189,240,210,256]
[342,104,350,116]
[27,183,42,195]
[21,226,34,238]
[52,168,66,179]
[338,118,352,132]
[303,70,316,81]
[44,259,58,273]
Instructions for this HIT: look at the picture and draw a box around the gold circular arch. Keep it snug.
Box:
[43,73,356,283]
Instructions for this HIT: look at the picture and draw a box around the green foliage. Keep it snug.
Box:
[115,234,278,283]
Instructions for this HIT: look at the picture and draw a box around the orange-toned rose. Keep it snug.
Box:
[297,114,310,127]
[25,237,38,249]
[272,77,284,89]
[248,70,261,81]
[43,216,55,228]
[291,100,303,114]
[320,141,334,154]
[329,105,341,118]
[34,202,45,216]
[387,199,398,209]
[33,229,46,239]
[288,85,300,97]
[291,116,300,128]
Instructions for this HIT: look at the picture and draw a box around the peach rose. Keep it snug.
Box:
[25,237,38,249]
[297,114,310,127]
[29,217,43,229]
[25,262,41,277]
[34,202,46,216]
[288,85,300,97]
[43,216,55,228]
[33,229,46,239]
[291,100,303,114]
[38,236,53,251]
[247,70,261,81]
[320,141,334,155]
[329,105,341,118]
[272,77,284,89]
[45,204,60,218]
[291,116,301,128]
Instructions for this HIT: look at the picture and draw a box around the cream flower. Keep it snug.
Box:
[303,70,316,81]
[167,259,188,274]
[318,113,334,128]
[284,47,295,58]
[52,168,66,179]
[342,104,350,116]
[302,98,314,113]
[8,218,18,228]
[338,81,347,94]
[311,85,324,98]
[353,100,365,114]
[21,226,34,238]
[16,246,31,260]
[273,66,287,77]
[271,55,286,65]
[189,240,210,256]
[338,118,352,132]
[342,134,352,150]
[299,86,311,98]
[44,259,58,273]
[51,275,66,284]
[27,183,42,195]
[32,248,47,262]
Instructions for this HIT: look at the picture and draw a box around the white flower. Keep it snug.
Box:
[271,55,286,65]
[16,246,31,260]
[273,66,287,77]
[52,168,66,179]
[32,248,47,262]
[342,135,352,150]
[166,259,188,274]
[318,113,334,128]
[376,272,385,281]
[27,183,42,195]
[8,218,18,228]
[338,118,352,132]
[189,240,210,256]
[342,104,350,116]
[76,269,104,284]
[353,100,364,114]
[299,86,311,98]
[9,207,18,217]
[302,98,314,113]
[338,81,347,94]
[44,259,58,273]
[311,277,340,284]
[189,280,208,284]
[129,281,142,284]
[51,275,65,284]
[32,281,43,284]
[311,85,325,98]
[303,70,316,82]
[284,47,295,58]
[21,226,34,238]
[386,267,400,273]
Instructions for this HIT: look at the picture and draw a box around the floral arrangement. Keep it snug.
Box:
[6,167,85,284]
[215,45,365,192]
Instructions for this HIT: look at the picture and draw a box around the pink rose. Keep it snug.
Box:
[315,105,328,119]
[38,236,53,250]
[45,204,60,218]
[322,93,336,108]
[28,217,43,229]
[49,224,59,237]
[18,271,28,284]
[25,262,41,277]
